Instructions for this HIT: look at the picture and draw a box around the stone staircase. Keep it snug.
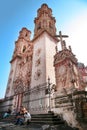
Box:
[0,115,16,124]
[0,112,65,126]
[31,112,65,125]
[0,113,81,130]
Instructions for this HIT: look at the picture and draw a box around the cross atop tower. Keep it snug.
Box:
[55,31,68,50]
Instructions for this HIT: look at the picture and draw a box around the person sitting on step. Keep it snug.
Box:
[24,110,31,125]
[15,106,27,125]
[3,108,12,118]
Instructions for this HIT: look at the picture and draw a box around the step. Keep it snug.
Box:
[0,113,65,126]
[30,120,64,125]
[30,113,65,125]
[31,117,61,121]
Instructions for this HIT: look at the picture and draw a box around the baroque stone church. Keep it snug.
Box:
[1,4,87,125]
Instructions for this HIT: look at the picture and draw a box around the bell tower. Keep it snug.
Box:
[30,4,58,88]
[30,4,58,113]
[12,28,31,60]
[5,27,33,110]
[34,4,56,38]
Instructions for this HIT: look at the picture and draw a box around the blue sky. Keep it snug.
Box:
[0,0,87,98]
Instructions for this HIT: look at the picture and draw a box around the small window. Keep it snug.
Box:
[25,33,27,37]
[37,22,41,30]
[22,46,26,53]
[49,22,52,28]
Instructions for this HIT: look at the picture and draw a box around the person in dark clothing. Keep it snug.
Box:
[3,108,11,118]
[14,106,26,125]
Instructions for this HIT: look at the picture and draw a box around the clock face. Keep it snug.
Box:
[58,65,66,75]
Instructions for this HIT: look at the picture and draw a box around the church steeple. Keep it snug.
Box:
[34,4,56,38]
[11,28,31,61]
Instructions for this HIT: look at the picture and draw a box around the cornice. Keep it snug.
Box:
[32,29,59,43]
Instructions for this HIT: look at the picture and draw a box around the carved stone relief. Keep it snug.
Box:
[12,39,33,94]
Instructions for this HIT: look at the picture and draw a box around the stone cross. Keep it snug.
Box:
[56,31,68,50]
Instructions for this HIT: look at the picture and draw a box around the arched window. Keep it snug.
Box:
[22,46,26,53]
[25,33,27,37]
[37,22,41,30]
[49,22,52,28]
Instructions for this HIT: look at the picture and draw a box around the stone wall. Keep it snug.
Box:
[52,90,87,127]
[22,83,50,114]
[0,96,13,115]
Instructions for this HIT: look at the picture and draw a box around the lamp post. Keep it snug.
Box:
[46,77,56,113]
[48,77,51,112]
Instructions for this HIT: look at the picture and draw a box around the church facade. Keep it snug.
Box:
[1,4,87,121]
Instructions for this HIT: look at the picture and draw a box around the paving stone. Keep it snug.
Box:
[0,122,43,130]
[1,121,87,130]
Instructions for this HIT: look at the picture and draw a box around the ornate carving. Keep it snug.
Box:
[34,69,42,80]
[13,80,23,94]
[54,49,77,65]
[35,58,41,66]
[35,48,41,56]
[58,65,66,75]
[12,37,33,94]
[34,4,56,38]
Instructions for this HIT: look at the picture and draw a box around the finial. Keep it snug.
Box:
[69,45,72,52]
[62,40,67,50]
[55,45,58,53]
